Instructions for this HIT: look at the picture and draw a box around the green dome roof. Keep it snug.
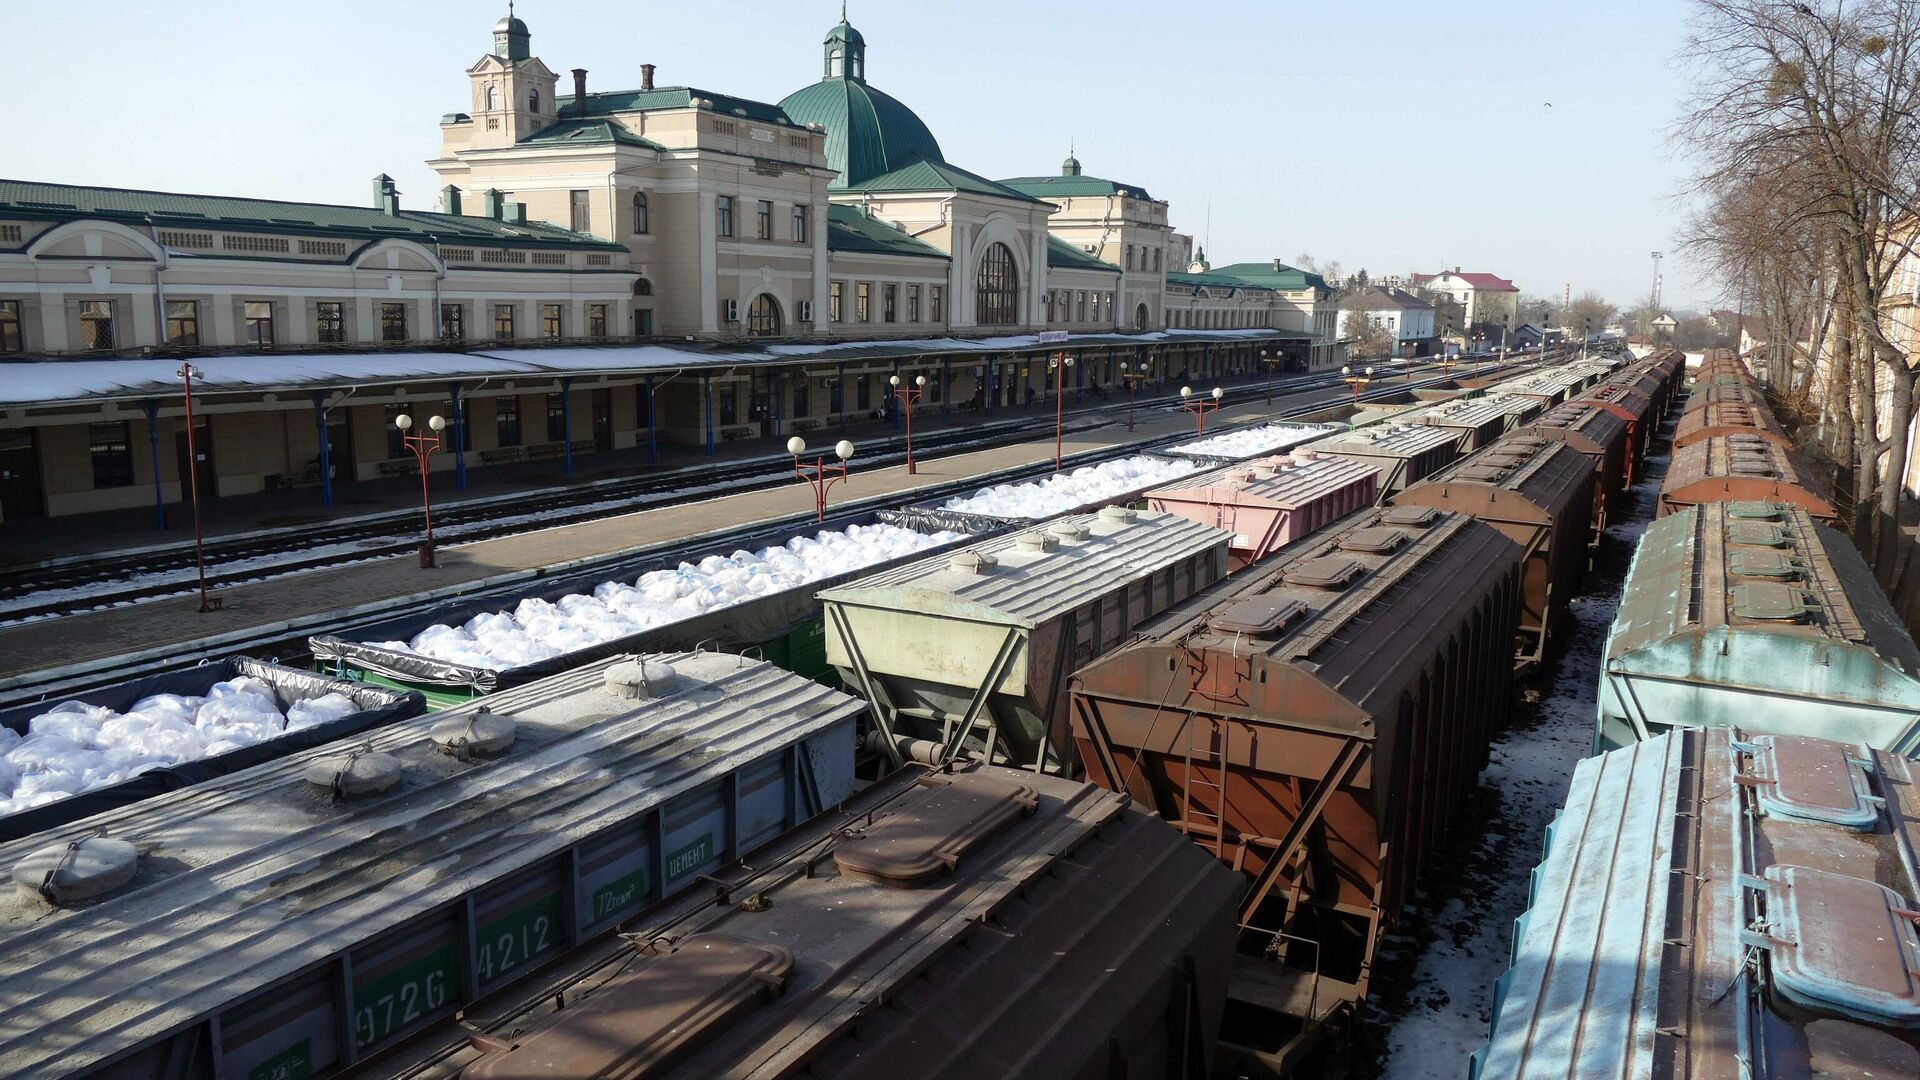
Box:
[778,16,944,190]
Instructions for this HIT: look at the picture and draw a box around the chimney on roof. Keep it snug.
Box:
[441,185,462,215]
[571,68,588,115]
[372,174,400,216]
[1273,258,1284,272]
[483,188,505,219]
[510,202,528,225]
[640,63,656,91]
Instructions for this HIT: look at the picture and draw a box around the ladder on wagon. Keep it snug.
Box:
[1179,713,1231,860]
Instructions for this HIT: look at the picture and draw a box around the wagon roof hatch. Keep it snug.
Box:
[1728,550,1798,579]
[1728,501,1783,520]
[1758,864,1920,1024]
[1730,581,1807,621]
[1209,596,1310,636]
[1336,527,1407,554]
[1738,734,1881,830]
[833,770,1039,888]
[1282,556,1367,590]
[1727,522,1789,548]
[1380,506,1439,527]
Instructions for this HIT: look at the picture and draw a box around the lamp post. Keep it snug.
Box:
[395,412,446,568]
[178,363,215,612]
[1342,365,1374,405]
[889,373,926,474]
[1117,360,1146,431]
[1261,347,1285,404]
[1499,314,1511,366]
[1179,385,1224,433]
[789,436,854,521]
[1049,351,1075,470]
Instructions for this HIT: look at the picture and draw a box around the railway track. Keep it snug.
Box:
[0,356,1545,708]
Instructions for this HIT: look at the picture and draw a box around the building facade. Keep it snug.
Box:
[1336,286,1437,351]
[1414,268,1520,328]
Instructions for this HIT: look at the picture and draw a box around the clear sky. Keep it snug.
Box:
[2,0,1710,311]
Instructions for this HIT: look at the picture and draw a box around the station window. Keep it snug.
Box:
[930,286,944,322]
[634,309,653,336]
[857,374,871,410]
[440,303,465,342]
[587,303,608,338]
[792,205,808,243]
[88,421,133,488]
[316,302,346,343]
[632,191,649,235]
[907,285,920,322]
[541,304,563,339]
[165,301,199,346]
[546,393,567,442]
[635,384,652,428]
[385,403,409,459]
[243,301,274,346]
[80,300,114,350]
[829,282,843,322]
[494,304,516,340]
[0,299,19,353]
[883,284,897,323]
[717,195,734,238]
[570,189,591,234]
[856,282,870,322]
[719,384,737,426]
[756,200,772,240]
[496,396,522,447]
[380,302,407,342]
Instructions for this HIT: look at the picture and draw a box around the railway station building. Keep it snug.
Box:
[0,11,1340,524]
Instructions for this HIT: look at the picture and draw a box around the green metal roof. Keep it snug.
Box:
[518,118,665,150]
[847,159,1046,204]
[998,174,1156,202]
[826,204,948,260]
[554,86,794,125]
[1209,261,1335,292]
[779,75,945,190]
[1166,270,1274,294]
[1046,235,1121,274]
[0,179,624,250]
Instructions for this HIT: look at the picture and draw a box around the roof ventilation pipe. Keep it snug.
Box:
[571,68,588,116]
[640,63,656,91]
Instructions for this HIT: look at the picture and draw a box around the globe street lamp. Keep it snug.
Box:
[1049,351,1075,471]
[1180,385,1224,433]
[889,373,927,474]
[178,363,216,611]
[1342,365,1374,405]
[395,412,446,568]
[1117,360,1147,431]
[1261,347,1285,405]
[789,436,854,521]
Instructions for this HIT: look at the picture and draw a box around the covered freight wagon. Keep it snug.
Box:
[1673,397,1790,449]
[1474,391,1548,432]
[1143,453,1380,569]
[1572,381,1657,468]
[820,508,1231,774]
[310,510,984,704]
[1388,434,1594,663]
[0,652,864,1080]
[1407,397,1518,453]
[0,657,424,843]
[1521,400,1634,528]
[1658,432,1837,521]
[1476,727,1920,1078]
[1491,369,1588,409]
[382,763,1245,1080]
[1307,423,1461,494]
[1069,509,1523,1067]
[1598,501,1920,753]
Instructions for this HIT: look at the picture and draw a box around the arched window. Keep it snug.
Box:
[633,278,653,297]
[527,88,540,113]
[828,48,844,78]
[485,84,499,110]
[1135,302,1149,330]
[747,294,782,337]
[632,191,649,235]
[975,242,1019,326]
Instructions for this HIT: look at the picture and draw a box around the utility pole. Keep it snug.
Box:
[1649,250,1664,336]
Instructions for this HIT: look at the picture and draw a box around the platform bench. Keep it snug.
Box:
[377,460,414,479]
[481,447,526,465]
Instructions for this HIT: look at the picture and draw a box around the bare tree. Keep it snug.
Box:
[1344,310,1396,359]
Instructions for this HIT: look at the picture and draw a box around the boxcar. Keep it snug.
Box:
[1407,397,1517,453]
[1598,501,1920,753]
[0,653,866,1080]
[1476,727,1920,1078]
[1308,423,1462,494]
[1658,432,1836,521]
[381,763,1244,1080]
[1069,509,1523,1064]
[1144,454,1380,569]
[1389,434,1595,663]
[820,509,1231,774]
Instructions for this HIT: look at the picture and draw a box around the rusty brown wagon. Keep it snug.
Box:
[1658,432,1837,522]
[1520,400,1633,531]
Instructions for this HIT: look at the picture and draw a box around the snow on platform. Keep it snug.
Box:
[937,454,1202,520]
[380,522,962,670]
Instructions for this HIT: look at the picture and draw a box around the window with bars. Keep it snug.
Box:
[494,304,516,340]
[756,200,772,240]
[165,301,199,346]
[158,230,211,249]
[541,304,563,339]
[89,421,134,488]
[441,304,465,341]
[223,234,290,253]
[587,303,608,338]
[531,252,567,266]
[80,300,114,350]
[587,253,611,266]
[496,396,522,447]
[244,301,274,346]
[299,239,346,257]
[317,302,346,343]
[479,249,526,264]
[381,302,407,342]
[442,248,475,262]
[0,300,21,353]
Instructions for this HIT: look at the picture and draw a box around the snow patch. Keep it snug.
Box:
[1168,423,1335,460]
[938,454,1201,519]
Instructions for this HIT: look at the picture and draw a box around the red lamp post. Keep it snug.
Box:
[789,436,854,522]
[178,363,216,613]
[1179,385,1224,433]
[1261,347,1284,404]
[1049,351,1075,471]
[889,373,926,474]
[1342,365,1374,405]
[395,412,445,568]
